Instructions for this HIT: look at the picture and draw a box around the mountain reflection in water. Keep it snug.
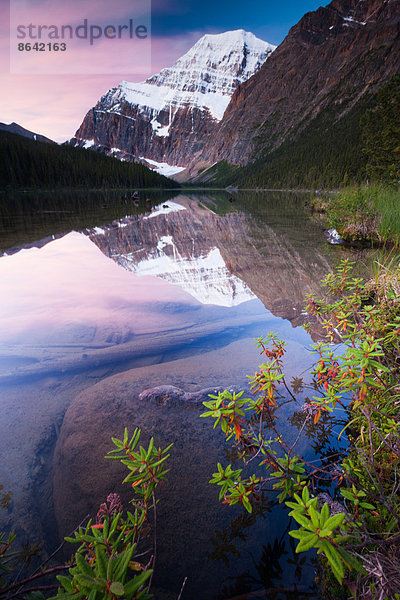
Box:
[0,191,366,600]
[88,194,335,326]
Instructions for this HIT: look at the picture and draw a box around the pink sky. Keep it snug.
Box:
[0,231,198,344]
[0,0,201,142]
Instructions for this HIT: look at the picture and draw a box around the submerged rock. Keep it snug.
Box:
[138,384,232,407]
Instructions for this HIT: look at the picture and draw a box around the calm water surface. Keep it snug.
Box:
[0,190,373,599]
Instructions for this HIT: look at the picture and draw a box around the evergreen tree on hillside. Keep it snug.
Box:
[361,76,400,184]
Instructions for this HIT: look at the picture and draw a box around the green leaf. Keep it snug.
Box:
[360,502,375,510]
[288,529,304,540]
[336,547,366,574]
[74,573,96,589]
[147,437,154,458]
[110,582,125,596]
[111,437,124,449]
[107,554,113,582]
[75,552,93,577]
[323,541,345,583]
[242,496,252,513]
[285,501,300,510]
[320,503,329,528]
[308,505,319,528]
[302,486,310,504]
[340,489,355,500]
[113,546,135,582]
[124,570,152,595]
[95,545,107,579]
[324,513,345,531]
[290,511,312,529]
[129,429,141,449]
[56,575,74,592]
[296,532,319,553]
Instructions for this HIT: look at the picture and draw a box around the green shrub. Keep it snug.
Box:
[0,429,172,600]
[203,260,400,598]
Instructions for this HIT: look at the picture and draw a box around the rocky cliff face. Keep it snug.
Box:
[69,30,274,177]
[188,0,400,175]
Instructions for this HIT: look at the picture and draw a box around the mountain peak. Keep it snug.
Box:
[118,28,275,120]
[71,29,275,173]
[0,121,54,144]
[191,28,273,49]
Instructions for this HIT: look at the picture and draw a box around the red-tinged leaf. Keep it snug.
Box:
[234,422,242,439]
[131,478,144,488]
[314,411,321,425]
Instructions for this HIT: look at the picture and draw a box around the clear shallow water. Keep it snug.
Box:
[0,190,371,599]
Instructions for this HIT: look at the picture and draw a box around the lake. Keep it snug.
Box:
[0,189,373,599]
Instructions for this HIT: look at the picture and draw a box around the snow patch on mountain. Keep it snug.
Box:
[71,29,275,173]
[343,16,366,25]
[140,157,186,177]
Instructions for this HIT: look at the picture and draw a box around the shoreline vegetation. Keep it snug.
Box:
[310,184,400,247]
[202,260,400,600]
[1,261,399,600]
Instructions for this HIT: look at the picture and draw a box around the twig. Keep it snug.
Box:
[5,584,59,600]
[176,576,187,600]
[361,406,400,459]
[0,565,69,597]
[133,548,152,559]
[289,413,310,455]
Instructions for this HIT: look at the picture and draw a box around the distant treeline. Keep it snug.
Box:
[0,131,178,190]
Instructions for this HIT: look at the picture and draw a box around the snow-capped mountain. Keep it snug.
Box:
[69,30,275,178]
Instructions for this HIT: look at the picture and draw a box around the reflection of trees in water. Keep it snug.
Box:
[208,488,317,599]
[289,407,348,490]
[0,189,180,253]
[209,496,274,568]
[211,514,318,600]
